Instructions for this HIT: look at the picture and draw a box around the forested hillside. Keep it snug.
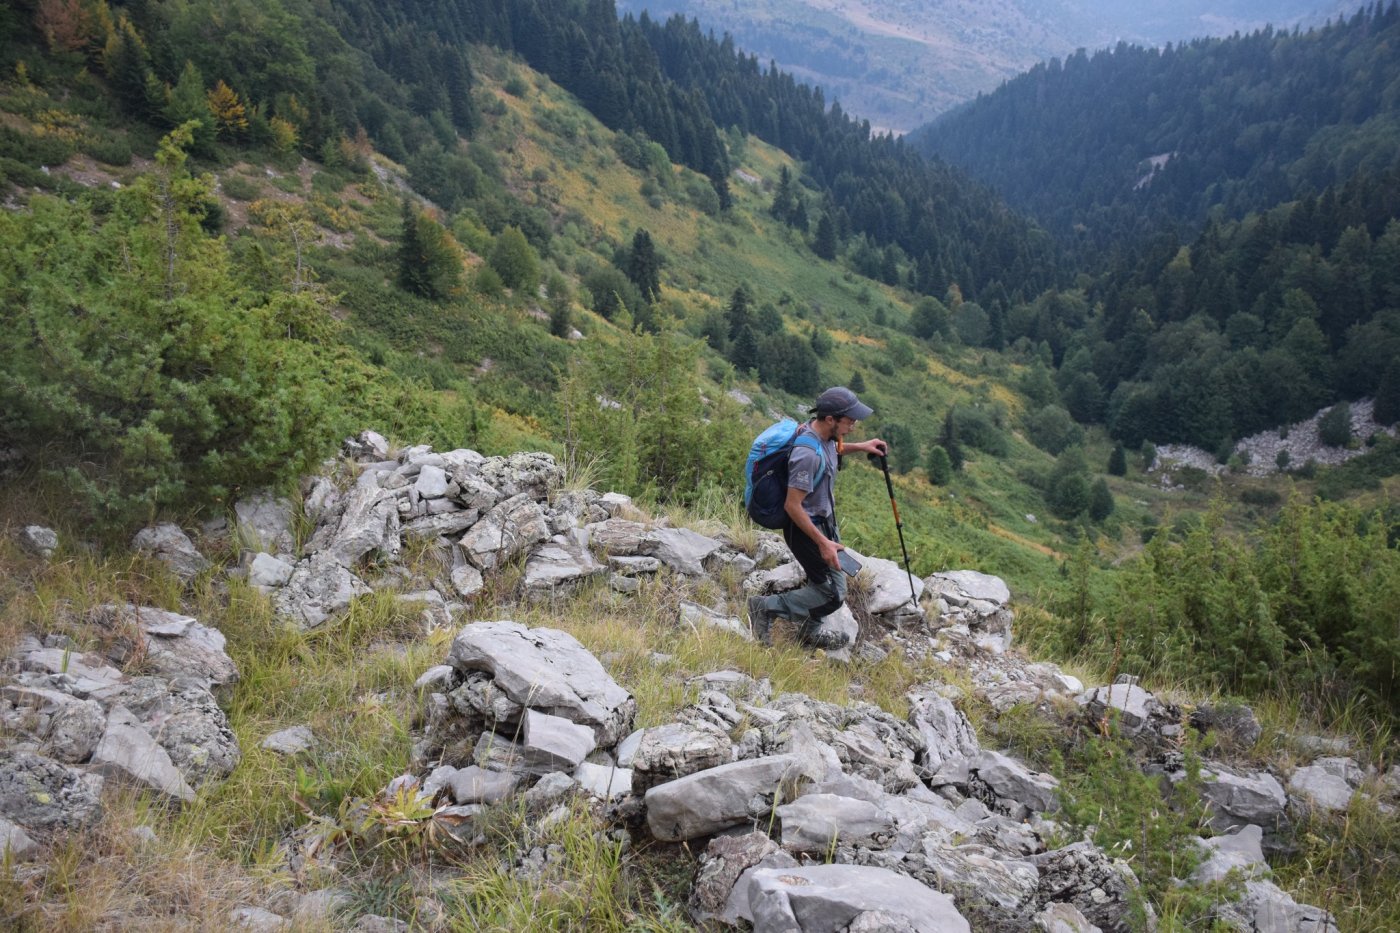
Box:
[912,3,1400,251]
[3,0,1400,928]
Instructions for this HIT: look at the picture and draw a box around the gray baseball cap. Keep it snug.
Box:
[811,386,873,420]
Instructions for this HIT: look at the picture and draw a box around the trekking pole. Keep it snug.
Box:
[869,452,918,606]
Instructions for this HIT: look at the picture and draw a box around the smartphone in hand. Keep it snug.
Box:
[837,549,862,577]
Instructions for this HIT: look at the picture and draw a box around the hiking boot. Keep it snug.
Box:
[798,624,851,651]
[746,595,774,646]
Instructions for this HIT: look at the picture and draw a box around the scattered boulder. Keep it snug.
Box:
[262,726,314,756]
[18,525,59,559]
[740,863,970,933]
[459,494,551,572]
[1188,764,1287,833]
[91,705,196,802]
[631,723,733,794]
[274,554,371,629]
[1031,841,1145,933]
[1288,759,1357,814]
[132,523,210,582]
[446,621,636,747]
[233,491,297,555]
[1190,824,1268,884]
[0,751,103,834]
[645,754,804,841]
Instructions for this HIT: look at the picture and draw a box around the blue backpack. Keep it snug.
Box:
[743,419,826,528]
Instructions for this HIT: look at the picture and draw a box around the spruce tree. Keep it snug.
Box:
[812,213,838,260]
[1376,358,1400,426]
[626,228,661,303]
[926,446,953,485]
[939,407,964,471]
[1089,478,1115,522]
[1108,442,1128,476]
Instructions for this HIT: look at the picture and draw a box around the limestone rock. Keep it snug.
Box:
[907,689,980,774]
[247,553,295,591]
[1288,762,1355,813]
[2,685,106,764]
[446,621,636,746]
[645,754,804,841]
[631,723,733,794]
[18,525,58,559]
[91,705,196,802]
[0,816,37,860]
[1190,824,1269,884]
[262,726,314,756]
[1076,683,1159,736]
[859,553,925,615]
[689,831,785,924]
[475,451,563,501]
[573,761,632,799]
[777,793,897,853]
[274,554,370,629]
[233,491,297,554]
[678,601,751,640]
[970,750,1059,817]
[92,604,239,691]
[742,864,970,933]
[459,493,551,572]
[309,470,401,566]
[131,523,209,582]
[1031,842,1144,933]
[522,533,604,599]
[0,751,104,832]
[1188,764,1287,832]
[645,526,725,576]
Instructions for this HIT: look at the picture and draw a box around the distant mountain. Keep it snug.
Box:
[910,4,1400,248]
[616,0,1356,133]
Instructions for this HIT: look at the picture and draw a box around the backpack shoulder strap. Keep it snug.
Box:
[791,430,827,486]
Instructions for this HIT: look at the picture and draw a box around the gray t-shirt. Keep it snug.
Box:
[787,424,838,521]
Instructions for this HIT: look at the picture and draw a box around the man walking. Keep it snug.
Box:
[748,387,887,649]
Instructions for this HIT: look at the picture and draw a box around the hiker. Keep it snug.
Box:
[748,386,887,649]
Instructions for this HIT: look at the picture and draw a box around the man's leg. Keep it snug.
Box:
[769,517,850,648]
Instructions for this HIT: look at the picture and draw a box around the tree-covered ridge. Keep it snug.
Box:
[912,2,1400,254]
[2,0,1062,308]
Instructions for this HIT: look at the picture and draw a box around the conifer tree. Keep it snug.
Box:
[625,228,661,303]
[812,212,838,260]
[926,445,953,485]
[939,407,964,471]
[1089,478,1115,522]
[1108,442,1128,476]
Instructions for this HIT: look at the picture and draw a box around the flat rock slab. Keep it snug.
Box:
[776,793,897,852]
[924,570,1010,607]
[92,706,196,802]
[645,754,802,841]
[262,726,315,755]
[744,864,970,933]
[1288,764,1354,812]
[859,553,925,615]
[447,621,635,746]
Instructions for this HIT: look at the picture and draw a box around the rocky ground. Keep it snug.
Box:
[6,431,1395,930]
[1151,397,1396,485]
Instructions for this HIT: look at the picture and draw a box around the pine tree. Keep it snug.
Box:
[926,445,953,485]
[812,212,837,260]
[625,228,661,303]
[1376,358,1400,426]
[1108,442,1128,476]
[1089,478,1115,522]
[938,407,964,471]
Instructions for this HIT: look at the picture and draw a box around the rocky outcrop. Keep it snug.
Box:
[0,610,241,839]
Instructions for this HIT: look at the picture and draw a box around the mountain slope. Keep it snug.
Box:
[615,0,1354,133]
[910,4,1400,248]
